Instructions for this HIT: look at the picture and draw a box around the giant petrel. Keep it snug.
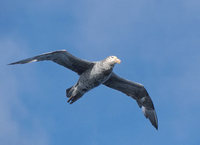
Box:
[9,50,158,129]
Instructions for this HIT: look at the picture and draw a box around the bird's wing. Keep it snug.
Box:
[9,50,94,75]
[103,72,158,129]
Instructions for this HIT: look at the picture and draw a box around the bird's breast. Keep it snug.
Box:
[78,65,113,90]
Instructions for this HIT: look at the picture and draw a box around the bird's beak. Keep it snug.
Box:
[115,58,121,64]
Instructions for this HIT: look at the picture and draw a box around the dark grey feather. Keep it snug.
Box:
[103,72,158,129]
[8,50,94,75]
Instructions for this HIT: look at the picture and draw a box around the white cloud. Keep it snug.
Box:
[68,0,151,58]
[0,37,49,145]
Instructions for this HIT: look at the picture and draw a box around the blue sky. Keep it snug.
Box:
[1,0,200,145]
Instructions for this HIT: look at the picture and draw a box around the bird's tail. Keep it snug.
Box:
[66,86,83,104]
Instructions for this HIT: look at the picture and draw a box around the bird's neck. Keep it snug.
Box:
[100,61,115,70]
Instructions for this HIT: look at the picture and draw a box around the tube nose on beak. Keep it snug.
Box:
[116,58,121,64]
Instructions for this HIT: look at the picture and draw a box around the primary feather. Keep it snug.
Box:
[8,50,93,75]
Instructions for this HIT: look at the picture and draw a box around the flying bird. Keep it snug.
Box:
[9,50,158,129]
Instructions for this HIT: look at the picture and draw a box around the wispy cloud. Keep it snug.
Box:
[1,0,200,144]
[0,37,49,145]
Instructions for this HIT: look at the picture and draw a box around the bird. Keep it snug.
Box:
[9,50,158,130]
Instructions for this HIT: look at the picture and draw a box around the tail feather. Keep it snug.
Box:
[68,92,83,104]
[66,86,83,104]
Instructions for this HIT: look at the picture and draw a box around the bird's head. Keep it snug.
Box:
[106,56,121,65]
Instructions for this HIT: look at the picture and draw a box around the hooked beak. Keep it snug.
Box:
[115,58,121,64]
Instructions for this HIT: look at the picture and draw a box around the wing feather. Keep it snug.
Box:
[103,72,158,129]
[9,50,94,75]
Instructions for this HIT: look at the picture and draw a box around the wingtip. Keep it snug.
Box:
[7,62,22,65]
[155,126,158,130]
[152,121,158,130]
[8,62,16,65]
[142,106,158,130]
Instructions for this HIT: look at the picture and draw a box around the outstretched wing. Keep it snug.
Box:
[9,50,94,75]
[103,72,158,130]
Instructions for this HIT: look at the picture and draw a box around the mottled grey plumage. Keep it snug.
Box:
[9,50,158,130]
[103,73,158,129]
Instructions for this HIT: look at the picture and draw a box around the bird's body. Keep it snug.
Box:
[9,50,158,130]
[79,60,113,89]
[67,58,115,103]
